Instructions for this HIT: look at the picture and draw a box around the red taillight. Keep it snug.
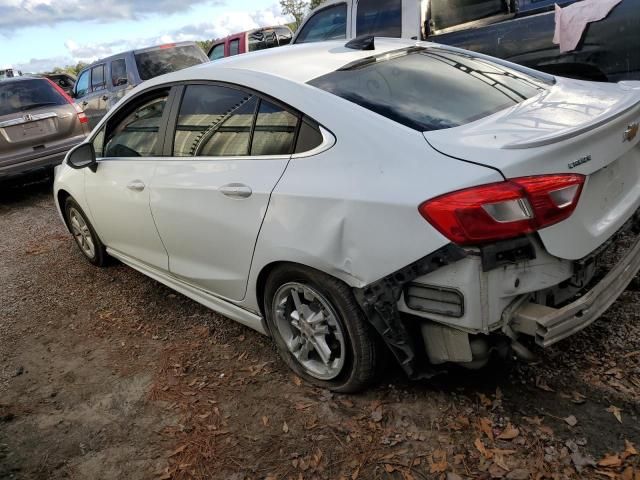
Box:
[159,43,176,49]
[419,174,585,245]
[45,78,89,125]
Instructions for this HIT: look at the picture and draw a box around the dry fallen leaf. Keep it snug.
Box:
[564,415,578,427]
[598,454,622,468]
[497,423,519,441]
[479,417,494,441]
[606,405,622,423]
[168,444,187,457]
[430,449,448,473]
[282,421,289,433]
[261,416,269,427]
[535,376,555,392]
[622,466,634,480]
[624,440,638,458]
[475,437,493,459]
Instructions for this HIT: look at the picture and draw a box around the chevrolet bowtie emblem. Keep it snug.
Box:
[624,122,639,142]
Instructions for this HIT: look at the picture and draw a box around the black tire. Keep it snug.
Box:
[64,197,108,267]
[264,264,379,393]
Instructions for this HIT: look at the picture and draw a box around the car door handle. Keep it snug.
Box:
[127,180,146,192]
[81,101,88,107]
[102,95,109,101]
[219,183,252,199]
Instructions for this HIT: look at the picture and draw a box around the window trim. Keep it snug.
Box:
[163,80,332,160]
[425,0,515,36]
[74,69,91,98]
[293,2,349,44]
[90,64,107,92]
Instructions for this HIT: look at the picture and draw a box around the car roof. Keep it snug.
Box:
[149,38,426,88]
[0,76,47,84]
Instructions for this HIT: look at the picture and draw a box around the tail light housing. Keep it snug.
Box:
[45,78,89,125]
[419,174,585,245]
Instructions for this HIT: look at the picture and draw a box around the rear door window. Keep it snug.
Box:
[356,0,402,37]
[309,47,550,131]
[134,44,208,81]
[91,65,106,92]
[111,59,128,87]
[250,100,298,156]
[209,43,225,60]
[295,3,348,43]
[229,39,241,56]
[173,84,258,157]
[75,70,90,98]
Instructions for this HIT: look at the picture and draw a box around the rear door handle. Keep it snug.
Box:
[219,183,252,199]
[127,180,145,192]
[102,95,109,101]
[81,101,88,107]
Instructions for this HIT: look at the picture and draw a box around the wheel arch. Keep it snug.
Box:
[56,189,73,232]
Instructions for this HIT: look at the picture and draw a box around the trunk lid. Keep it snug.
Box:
[425,78,640,260]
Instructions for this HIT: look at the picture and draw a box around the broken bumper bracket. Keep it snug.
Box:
[353,244,467,378]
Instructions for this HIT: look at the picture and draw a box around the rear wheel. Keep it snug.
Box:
[264,264,379,393]
[64,197,108,267]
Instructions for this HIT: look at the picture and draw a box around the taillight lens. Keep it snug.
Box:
[45,78,88,124]
[419,174,585,245]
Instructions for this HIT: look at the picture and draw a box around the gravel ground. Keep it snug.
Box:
[0,177,639,480]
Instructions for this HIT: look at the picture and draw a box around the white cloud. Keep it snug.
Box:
[0,0,225,33]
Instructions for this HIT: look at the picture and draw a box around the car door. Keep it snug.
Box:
[149,83,299,301]
[73,69,94,123]
[84,87,172,270]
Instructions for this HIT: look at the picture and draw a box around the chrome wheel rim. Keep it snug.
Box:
[69,207,95,259]
[273,282,346,380]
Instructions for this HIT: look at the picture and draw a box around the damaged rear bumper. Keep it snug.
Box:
[510,228,640,347]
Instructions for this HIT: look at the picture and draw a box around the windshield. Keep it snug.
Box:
[309,47,551,131]
[135,44,208,81]
[0,79,66,116]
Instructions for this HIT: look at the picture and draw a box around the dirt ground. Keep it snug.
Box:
[1,177,639,480]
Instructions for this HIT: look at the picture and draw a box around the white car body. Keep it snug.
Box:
[54,39,640,380]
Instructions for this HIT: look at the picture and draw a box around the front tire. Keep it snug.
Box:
[64,197,108,267]
[264,264,379,393]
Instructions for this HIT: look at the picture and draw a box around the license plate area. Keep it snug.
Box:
[0,113,58,143]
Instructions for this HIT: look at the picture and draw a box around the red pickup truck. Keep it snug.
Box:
[207,26,293,60]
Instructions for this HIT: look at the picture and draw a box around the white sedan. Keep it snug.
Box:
[54,38,640,392]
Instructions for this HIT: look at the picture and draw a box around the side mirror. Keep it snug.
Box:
[67,143,97,172]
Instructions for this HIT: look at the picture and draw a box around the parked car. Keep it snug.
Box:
[54,38,640,392]
[293,0,639,81]
[73,41,209,128]
[44,73,76,96]
[207,26,294,61]
[0,68,22,80]
[0,77,89,181]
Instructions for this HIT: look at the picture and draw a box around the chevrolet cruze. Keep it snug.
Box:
[54,38,640,392]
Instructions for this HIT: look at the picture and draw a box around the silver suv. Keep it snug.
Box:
[73,42,209,128]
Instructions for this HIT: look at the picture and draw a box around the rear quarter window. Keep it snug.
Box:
[135,45,208,81]
[309,47,550,131]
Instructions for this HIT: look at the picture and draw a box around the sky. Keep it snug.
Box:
[0,0,294,72]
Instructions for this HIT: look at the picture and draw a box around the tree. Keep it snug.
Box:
[280,0,308,29]
[196,40,213,53]
[309,0,325,9]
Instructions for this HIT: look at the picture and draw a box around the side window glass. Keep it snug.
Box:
[356,0,402,37]
[173,84,258,157]
[104,92,168,158]
[209,44,225,60]
[251,100,298,156]
[75,70,90,98]
[430,0,507,31]
[229,39,241,56]
[295,4,347,43]
[93,128,105,157]
[91,65,106,92]
[111,59,128,87]
[295,117,324,153]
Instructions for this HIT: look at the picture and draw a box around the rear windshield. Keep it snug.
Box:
[0,79,66,116]
[135,44,208,81]
[308,47,551,131]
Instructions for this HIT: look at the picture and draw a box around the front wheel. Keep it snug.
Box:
[264,265,379,393]
[64,197,108,267]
